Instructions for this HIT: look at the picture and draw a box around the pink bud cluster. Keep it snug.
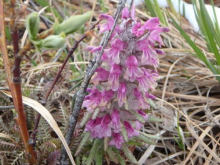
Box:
[82,6,168,149]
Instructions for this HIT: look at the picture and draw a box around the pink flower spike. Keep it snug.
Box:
[124,121,139,138]
[82,88,102,112]
[109,133,124,149]
[101,114,112,137]
[91,67,109,85]
[109,64,122,91]
[108,39,124,64]
[122,7,129,19]
[110,109,121,133]
[134,88,149,109]
[99,14,115,33]
[117,82,127,107]
[142,17,160,31]
[125,56,144,82]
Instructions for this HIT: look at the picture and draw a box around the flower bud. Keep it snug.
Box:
[26,12,40,40]
[41,32,66,50]
[55,11,92,35]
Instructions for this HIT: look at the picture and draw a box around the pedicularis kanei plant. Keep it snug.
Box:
[83,6,169,149]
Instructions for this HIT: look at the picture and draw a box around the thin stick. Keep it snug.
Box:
[60,0,127,164]
[0,0,37,164]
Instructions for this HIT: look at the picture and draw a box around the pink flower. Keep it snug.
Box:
[135,121,143,130]
[91,67,109,85]
[122,7,129,19]
[149,27,169,47]
[86,46,102,53]
[142,17,160,31]
[108,64,122,91]
[132,22,144,37]
[98,14,120,37]
[137,110,148,120]
[110,109,121,133]
[145,92,156,99]
[99,14,115,33]
[99,90,114,110]
[124,121,139,138]
[101,114,112,137]
[86,118,102,138]
[131,5,136,20]
[82,88,102,112]
[137,39,159,66]
[133,88,149,109]
[107,39,124,64]
[102,90,114,103]
[136,69,158,91]
[109,133,124,149]
[124,56,144,82]
[117,82,127,107]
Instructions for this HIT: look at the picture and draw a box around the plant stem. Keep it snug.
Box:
[0,0,37,164]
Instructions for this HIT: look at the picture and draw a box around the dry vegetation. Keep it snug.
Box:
[0,0,220,164]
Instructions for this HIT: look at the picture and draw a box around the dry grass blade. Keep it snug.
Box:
[138,130,166,164]
[185,123,220,163]
[1,90,76,165]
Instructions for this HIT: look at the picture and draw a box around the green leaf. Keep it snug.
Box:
[136,133,155,144]
[121,122,128,142]
[26,12,40,40]
[121,144,138,164]
[55,11,92,35]
[5,26,11,41]
[79,112,92,128]
[113,149,126,165]
[95,145,104,165]
[41,32,66,50]
[86,139,102,165]
[75,132,91,156]
[152,0,167,25]
[68,81,82,93]
[147,115,163,122]
[107,147,118,164]
[144,0,156,17]
[129,110,145,123]
[169,13,220,82]
[140,132,160,140]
